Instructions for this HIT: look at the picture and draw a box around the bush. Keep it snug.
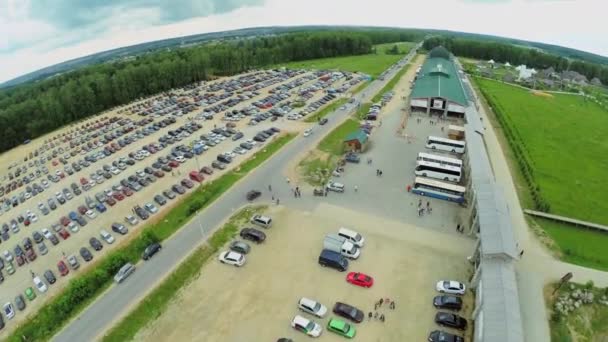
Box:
[585,280,595,290]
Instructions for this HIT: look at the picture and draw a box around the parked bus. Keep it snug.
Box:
[411,177,466,203]
[417,152,463,168]
[414,161,462,183]
[426,136,466,154]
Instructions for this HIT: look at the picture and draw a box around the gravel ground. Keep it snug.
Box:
[132,204,475,342]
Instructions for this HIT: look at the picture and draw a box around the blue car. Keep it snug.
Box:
[96,203,107,213]
[68,211,78,221]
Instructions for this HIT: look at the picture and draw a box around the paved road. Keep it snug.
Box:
[53,48,420,342]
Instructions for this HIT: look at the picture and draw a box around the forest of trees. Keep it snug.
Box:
[0,30,418,153]
[424,37,608,85]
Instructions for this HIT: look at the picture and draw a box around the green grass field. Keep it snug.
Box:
[278,42,414,78]
[476,78,608,225]
[318,118,360,156]
[540,219,608,271]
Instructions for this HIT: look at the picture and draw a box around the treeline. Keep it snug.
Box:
[424,37,608,85]
[0,30,392,153]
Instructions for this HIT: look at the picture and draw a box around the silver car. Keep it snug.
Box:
[229,241,251,254]
[114,263,135,283]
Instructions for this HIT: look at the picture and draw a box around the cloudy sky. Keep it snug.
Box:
[1,0,606,83]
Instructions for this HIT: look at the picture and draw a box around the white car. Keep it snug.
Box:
[303,128,313,137]
[3,302,15,319]
[298,297,328,318]
[245,139,257,147]
[41,228,53,240]
[175,156,186,163]
[223,151,236,159]
[218,251,245,267]
[110,167,120,175]
[85,210,97,219]
[436,280,466,295]
[125,215,139,225]
[100,230,115,244]
[326,181,345,193]
[29,212,39,222]
[290,315,322,337]
[67,221,79,233]
[3,250,13,262]
[33,276,48,293]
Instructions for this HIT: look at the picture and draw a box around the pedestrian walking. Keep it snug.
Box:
[354,185,358,193]
[376,169,379,176]
[276,198,280,205]
[418,199,422,208]
[286,177,290,184]
[379,298,384,306]
[374,312,379,320]
[419,207,425,217]
[519,250,525,258]
[456,224,461,233]
[390,301,396,310]
[30,270,35,278]
[368,312,373,321]
[380,314,385,322]
[272,195,275,201]
[379,170,383,176]
[268,184,272,191]
[324,189,328,197]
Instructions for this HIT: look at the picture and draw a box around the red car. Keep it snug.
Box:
[189,171,204,183]
[346,272,374,288]
[24,218,31,226]
[113,192,125,201]
[168,160,179,168]
[106,197,117,206]
[80,177,89,185]
[58,228,71,240]
[60,216,71,226]
[57,260,69,276]
[78,205,88,215]
[123,187,134,196]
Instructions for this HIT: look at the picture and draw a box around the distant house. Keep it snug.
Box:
[591,77,603,86]
[504,62,512,68]
[343,129,369,152]
[515,65,536,80]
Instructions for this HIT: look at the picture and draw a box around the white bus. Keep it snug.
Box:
[414,160,462,183]
[426,136,466,154]
[417,152,463,168]
[411,177,466,203]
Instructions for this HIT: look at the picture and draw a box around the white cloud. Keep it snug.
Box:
[1,0,607,83]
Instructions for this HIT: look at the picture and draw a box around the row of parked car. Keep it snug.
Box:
[428,280,468,341]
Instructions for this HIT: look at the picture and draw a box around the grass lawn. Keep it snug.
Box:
[476,78,608,225]
[278,42,414,78]
[318,118,360,156]
[539,219,608,271]
[374,42,415,55]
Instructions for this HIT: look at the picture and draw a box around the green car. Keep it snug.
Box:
[327,318,356,338]
[6,261,15,275]
[25,287,37,301]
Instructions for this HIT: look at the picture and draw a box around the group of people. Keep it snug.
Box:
[375,169,383,176]
[418,199,432,217]
[368,297,396,323]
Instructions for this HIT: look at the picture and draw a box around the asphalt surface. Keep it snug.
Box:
[53,47,419,342]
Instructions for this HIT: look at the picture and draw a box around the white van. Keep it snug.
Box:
[250,214,272,229]
[338,227,365,247]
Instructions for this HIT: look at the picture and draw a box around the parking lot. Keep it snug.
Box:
[0,67,364,333]
[132,204,475,342]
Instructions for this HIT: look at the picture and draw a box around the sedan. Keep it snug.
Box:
[436,280,466,295]
[346,272,373,288]
[428,330,464,342]
[332,302,365,323]
[89,237,103,251]
[327,318,356,339]
[163,190,176,199]
[80,247,93,262]
[154,195,167,206]
[290,315,322,337]
[172,184,186,195]
[218,251,245,267]
[15,295,26,311]
[298,297,327,318]
[144,203,158,214]
[33,276,48,293]
[3,302,15,319]
[44,270,57,284]
[433,295,463,311]
[229,241,250,254]
[246,190,261,201]
[142,243,162,260]
[240,228,266,244]
[434,312,467,330]
[57,260,69,276]
[181,179,194,189]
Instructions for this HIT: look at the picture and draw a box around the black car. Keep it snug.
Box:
[434,312,467,330]
[15,294,26,311]
[154,195,167,206]
[217,154,232,164]
[172,184,186,195]
[89,237,103,251]
[253,134,266,142]
[32,231,44,243]
[80,247,93,262]
[319,118,328,125]
[433,295,463,311]
[47,233,59,246]
[161,165,172,172]
[142,242,162,260]
[44,269,57,284]
[246,190,261,201]
[428,330,464,342]
[112,223,128,235]
[211,161,226,170]
[332,302,364,323]
[240,142,253,150]
[134,206,150,220]
[239,228,266,243]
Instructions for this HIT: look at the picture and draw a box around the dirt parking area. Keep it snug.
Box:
[133,203,475,342]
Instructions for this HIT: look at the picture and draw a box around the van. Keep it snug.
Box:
[318,249,348,272]
[338,228,365,247]
[250,214,272,228]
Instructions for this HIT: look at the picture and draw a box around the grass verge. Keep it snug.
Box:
[371,64,410,103]
[101,206,263,341]
[7,133,295,342]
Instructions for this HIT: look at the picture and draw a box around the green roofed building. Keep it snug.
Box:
[343,129,368,152]
[410,46,469,117]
